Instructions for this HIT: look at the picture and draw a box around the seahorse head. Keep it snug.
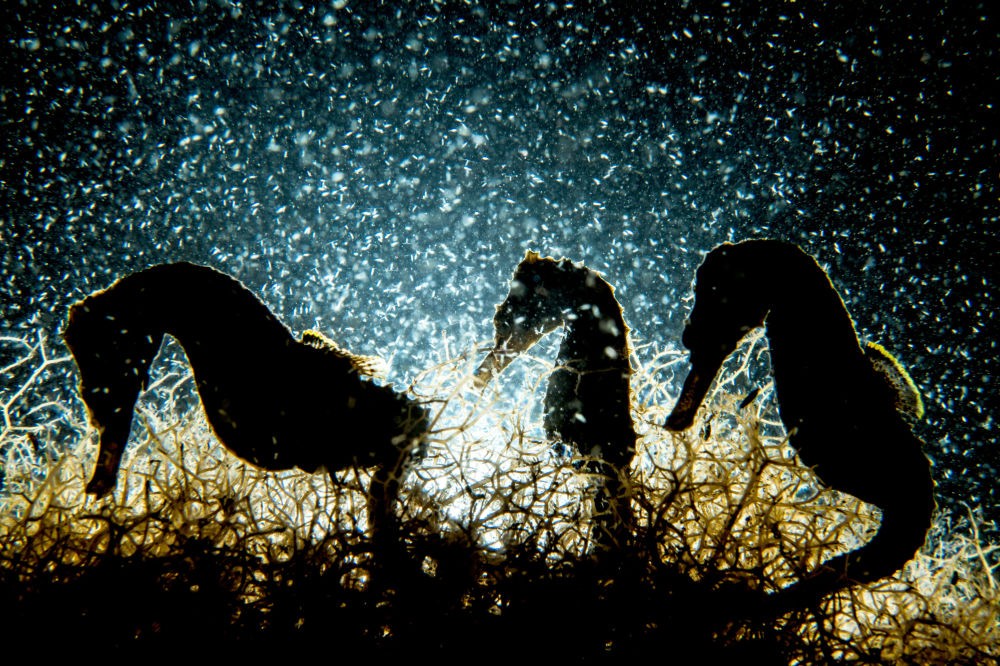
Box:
[474,251,582,386]
[666,240,776,430]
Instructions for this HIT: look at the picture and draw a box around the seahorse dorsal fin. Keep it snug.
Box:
[301,329,387,378]
[864,341,925,421]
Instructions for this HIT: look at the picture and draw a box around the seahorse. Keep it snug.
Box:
[63,262,428,539]
[475,251,636,547]
[665,239,935,606]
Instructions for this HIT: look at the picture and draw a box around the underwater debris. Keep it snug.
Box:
[666,239,936,610]
[475,251,636,548]
[738,387,761,411]
[61,262,428,541]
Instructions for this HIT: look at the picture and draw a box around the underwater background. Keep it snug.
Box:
[2,0,997,535]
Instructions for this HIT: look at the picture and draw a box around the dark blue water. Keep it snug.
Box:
[2,1,996,531]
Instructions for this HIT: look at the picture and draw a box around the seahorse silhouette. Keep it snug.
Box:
[63,262,428,537]
[666,239,934,600]
[475,251,636,546]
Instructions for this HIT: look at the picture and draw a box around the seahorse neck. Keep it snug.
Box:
[556,271,630,372]
[126,263,294,366]
[763,254,866,390]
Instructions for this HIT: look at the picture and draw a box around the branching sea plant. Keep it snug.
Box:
[0,328,996,662]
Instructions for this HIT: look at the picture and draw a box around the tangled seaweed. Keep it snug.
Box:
[1,330,996,662]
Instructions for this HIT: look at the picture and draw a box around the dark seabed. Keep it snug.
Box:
[2,0,997,533]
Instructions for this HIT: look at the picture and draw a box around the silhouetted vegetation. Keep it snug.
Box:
[1,332,996,662]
